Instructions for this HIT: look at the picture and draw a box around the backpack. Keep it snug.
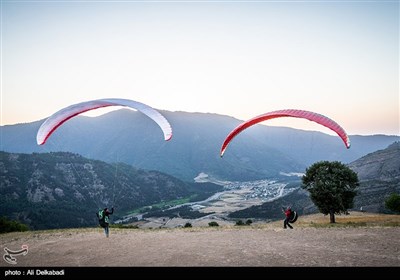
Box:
[289,210,298,223]
[97,210,106,228]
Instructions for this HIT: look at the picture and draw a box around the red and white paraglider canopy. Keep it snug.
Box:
[220,109,350,157]
[36,98,172,145]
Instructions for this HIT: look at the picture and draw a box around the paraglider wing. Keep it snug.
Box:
[36,98,172,145]
[220,109,350,157]
[289,210,298,223]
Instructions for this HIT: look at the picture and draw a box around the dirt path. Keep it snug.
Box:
[1,225,399,267]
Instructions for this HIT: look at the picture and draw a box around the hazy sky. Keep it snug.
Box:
[1,0,399,136]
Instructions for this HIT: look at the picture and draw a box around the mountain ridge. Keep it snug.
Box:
[0,151,222,230]
[1,109,398,181]
[229,142,400,219]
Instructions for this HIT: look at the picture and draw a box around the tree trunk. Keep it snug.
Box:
[329,210,335,223]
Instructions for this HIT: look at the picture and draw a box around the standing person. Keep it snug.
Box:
[97,207,114,237]
[282,206,293,229]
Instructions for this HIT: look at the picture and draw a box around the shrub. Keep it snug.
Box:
[0,217,29,233]
[385,193,400,213]
[235,219,252,226]
[184,222,192,228]
[235,220,245,226]
[208,221,219,227]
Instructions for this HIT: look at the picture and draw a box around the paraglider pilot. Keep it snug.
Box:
[97,207,114,237]
[282,206,293,229]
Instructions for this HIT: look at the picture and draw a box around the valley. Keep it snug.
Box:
[119,177,301,228]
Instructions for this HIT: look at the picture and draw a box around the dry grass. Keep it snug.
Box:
[194,211,400,231]
[281,211,400,228]
[1,212,399,240]
[135,211,400,231]
[113,211,400,231]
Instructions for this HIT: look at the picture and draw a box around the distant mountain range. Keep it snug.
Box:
[1,109,399,181]
[229,142,400,220]
[0,151,222,230]
[349,141,400,212]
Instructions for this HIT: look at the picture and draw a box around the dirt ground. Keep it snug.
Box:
[1,213,399,268]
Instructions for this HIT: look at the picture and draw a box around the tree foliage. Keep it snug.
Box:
[302,161,359,223]
[385,193,400,213]
[0,216,29,233]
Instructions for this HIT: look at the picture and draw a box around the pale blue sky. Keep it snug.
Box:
[1,0,399,136]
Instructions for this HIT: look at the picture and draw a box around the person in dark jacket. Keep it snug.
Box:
[282,206,293,229]
[97,207,114,237]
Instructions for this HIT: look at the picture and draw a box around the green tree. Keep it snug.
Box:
[302,161,359,223]
[385,193,400,213]
[0,216,29,233]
